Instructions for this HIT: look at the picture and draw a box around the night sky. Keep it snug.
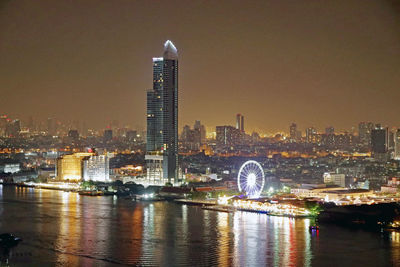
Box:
[1,0,400,134]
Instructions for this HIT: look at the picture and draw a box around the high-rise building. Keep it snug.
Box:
[388,130,395,151]
[306,127,317,143]
[181,121,205,150]
[371,124,388,154]
[146,40,179,184]
[289,123,297,142]
[394,129,400,160]
[194,120,206,144]
[240,115,244,132]
[358,122,374,147]
[236,114,241,130]
[236,114,244,132]
[216,125,240,147]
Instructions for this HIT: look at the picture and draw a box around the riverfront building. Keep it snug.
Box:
[146,41,179,185]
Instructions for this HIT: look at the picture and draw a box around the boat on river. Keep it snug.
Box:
[78,190,104,196]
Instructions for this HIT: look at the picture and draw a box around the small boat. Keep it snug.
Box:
[202,206,232,213]
[0,233,22,249]
[309,225,319,232]
[78,190,104,196]
[132,193,162,202]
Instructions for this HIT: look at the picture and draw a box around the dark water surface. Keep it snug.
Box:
[0,185,399,266]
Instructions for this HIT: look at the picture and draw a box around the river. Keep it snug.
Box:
[0,185,399,266]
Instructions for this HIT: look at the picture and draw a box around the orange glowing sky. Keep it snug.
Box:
[1,0,400,134]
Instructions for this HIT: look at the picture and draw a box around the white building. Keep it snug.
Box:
[291,186,374,202]
[83,155,110,182]
[3,163,20,174]
[323,172,346,187]
[144,154,182,187]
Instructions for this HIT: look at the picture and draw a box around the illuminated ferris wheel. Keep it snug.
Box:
[237,160,265,198]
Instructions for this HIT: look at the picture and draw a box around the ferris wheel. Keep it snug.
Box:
[237,160,265,198]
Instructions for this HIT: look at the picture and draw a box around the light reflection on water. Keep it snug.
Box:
[0,187,399,266]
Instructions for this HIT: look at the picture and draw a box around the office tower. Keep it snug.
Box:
[236,114,241,130]
[289,123,297,142]
[235,114,245,132]
[181,124,199,150]
[394,129,400,160]
[194,120,206,144]
[306,127,317,143]
[358,122,374,147]
[216,125,240,147]
[388,130,395,151]
[104,129,113,142]
[241,115,244,132]
[83,154,110,182]
[371,124,388,154]
[146,40,179,184]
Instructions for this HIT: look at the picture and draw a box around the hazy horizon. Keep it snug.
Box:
[1,0,400,133]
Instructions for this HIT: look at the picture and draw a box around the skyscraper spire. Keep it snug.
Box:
[163,40,178,60]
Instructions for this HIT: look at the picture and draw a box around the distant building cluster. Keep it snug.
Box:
[181,121,206,151]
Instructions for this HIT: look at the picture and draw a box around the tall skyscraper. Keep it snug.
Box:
[236,114,241,130]
[216,125,240,148]
[394,129,400,160]
[236,114,244,132]
[146,40,179,184]
[358,122,374,147]
[194,120,206,144]
[371,124,388,154]
[306,127,317,143]
[289,123,297,142]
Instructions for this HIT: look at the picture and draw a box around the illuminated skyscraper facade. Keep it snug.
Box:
[236,114,244,132]
[371,125,388,154]
[394,129,400,160]
[358,122,374,147]
[289,123,297,142]
[146,41,179,184]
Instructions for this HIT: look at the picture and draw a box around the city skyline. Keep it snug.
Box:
[1,1,400,133]
[1,2,400,266]
[4,111,400,137]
